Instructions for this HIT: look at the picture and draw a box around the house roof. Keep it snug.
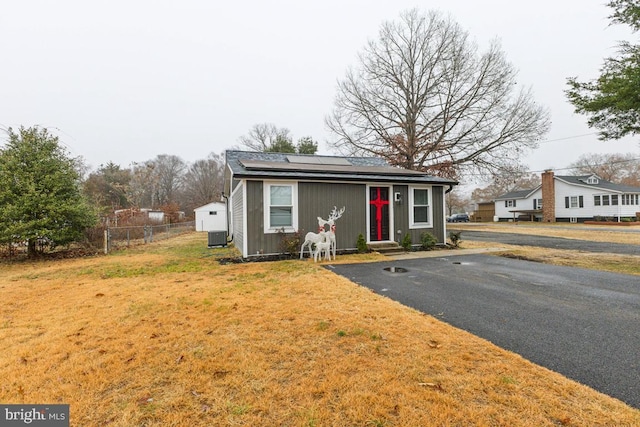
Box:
[193,202,225,212]
[225,150,458,185]
[555,175,640,193]
[495,174,640,201]
[495,188,540,200]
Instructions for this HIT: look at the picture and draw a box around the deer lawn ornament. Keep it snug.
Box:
[299,217,327,259]
[313,236,332,262]
[318,206,345,261]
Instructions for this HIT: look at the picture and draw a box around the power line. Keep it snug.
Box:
[537,132,599,145]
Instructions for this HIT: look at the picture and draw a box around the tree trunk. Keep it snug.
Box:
[27,239,37,257]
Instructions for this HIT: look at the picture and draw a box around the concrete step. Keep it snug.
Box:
[368,242,405,255]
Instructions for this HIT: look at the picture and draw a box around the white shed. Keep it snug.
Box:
[194,202,227,232]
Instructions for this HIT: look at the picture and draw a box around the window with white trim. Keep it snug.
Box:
[409,186,432,228]
[594,195,601,206]
[263,182,297,233]
[570,196,579,208]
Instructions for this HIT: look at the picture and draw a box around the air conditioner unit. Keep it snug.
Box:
[208,231,227,247]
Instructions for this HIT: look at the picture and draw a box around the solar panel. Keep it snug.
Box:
[286,155,352,166]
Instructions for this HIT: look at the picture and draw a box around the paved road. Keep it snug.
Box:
[450,229,640,255]
[326,255,640,408]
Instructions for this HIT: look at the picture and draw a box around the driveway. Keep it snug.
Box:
[326,255,640,408]
[451,229,640,255]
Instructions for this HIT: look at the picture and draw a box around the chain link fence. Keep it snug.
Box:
[103,221,195,253]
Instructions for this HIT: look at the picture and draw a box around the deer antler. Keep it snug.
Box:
[328,206,346,222]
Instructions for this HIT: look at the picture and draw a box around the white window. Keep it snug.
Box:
[409,186,432,228]
[611,195,619,206]
[594,196,601,206]
[587,176,599,184]
[506,200,516,208]
[570,196,579,208]
[209,211,217,215]
[263,182,297,233]
[602,195,610,206]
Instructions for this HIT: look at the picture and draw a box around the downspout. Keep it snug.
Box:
[222,194,232,242]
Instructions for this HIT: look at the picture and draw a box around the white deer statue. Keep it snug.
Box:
[313,235,332,262]
[299,217,327,259]
[318,206,345,261]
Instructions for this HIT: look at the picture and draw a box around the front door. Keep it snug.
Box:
[369,186,390,241]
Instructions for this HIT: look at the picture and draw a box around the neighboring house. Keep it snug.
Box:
[194,202,227,232]
[495,170,640,222]
[472,201,497,222]
[223,150,457,259]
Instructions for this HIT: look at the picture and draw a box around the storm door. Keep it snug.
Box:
[369,186,390,241]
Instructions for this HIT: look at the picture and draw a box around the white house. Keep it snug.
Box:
[194,202,227,232]
[495,171,640,222]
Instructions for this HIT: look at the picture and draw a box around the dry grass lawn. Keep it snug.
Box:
[1,230,639,426]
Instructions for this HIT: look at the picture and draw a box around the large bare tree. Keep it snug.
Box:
[326,9,550,178]
[239,123,292,152]
[180,152,225,214]
[568,152,640,186]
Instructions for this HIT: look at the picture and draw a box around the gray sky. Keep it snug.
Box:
[1,0,638,180]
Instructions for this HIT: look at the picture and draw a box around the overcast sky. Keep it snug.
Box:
[1,0,638,182]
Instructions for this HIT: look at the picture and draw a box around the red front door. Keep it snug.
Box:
[369,187,390,241]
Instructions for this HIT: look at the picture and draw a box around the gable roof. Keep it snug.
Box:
[495,188,540,201]
[555,175,640,193]
[225,150,458,185]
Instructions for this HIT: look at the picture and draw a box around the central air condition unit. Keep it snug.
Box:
[208,230,227,247]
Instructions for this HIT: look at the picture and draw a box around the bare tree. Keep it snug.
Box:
[153,154,186,206]
[128,155,185,209]
[180,152,225,214]
[129,161,158,208]
[446,189,473,216]
[471,168,540,203]
[568,152,640,186]
[239,123,292,152]
[326,9,550,178]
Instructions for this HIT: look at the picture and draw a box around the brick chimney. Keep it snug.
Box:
[541,170,555,223]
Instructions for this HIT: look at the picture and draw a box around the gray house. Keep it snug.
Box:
[223,150,457,259]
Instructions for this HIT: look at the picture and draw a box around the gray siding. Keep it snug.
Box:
[246,180,280,256]
[393,185,409,244]
[298,182,366,251]
[394,185,446,245]
[231,183,245,256]
[241,180,448,257]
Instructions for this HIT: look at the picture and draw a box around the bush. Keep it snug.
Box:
[356,233,368,253]
[449,231,462,248]
[277,228,301,258]
[420,232,437,250]
[401,233,412,251]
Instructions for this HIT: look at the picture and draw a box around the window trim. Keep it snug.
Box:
[263,181,298,234]
[409,185,433,229]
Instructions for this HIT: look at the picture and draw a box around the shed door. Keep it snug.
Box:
[369,187,390,241]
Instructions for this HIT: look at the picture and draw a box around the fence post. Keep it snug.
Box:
[127,229,130,247]
[104,229,109,254]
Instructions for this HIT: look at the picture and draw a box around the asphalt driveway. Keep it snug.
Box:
[453,229,640,255]
[326,255,640,408]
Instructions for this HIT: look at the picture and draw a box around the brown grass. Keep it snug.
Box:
[1,232,638,426]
